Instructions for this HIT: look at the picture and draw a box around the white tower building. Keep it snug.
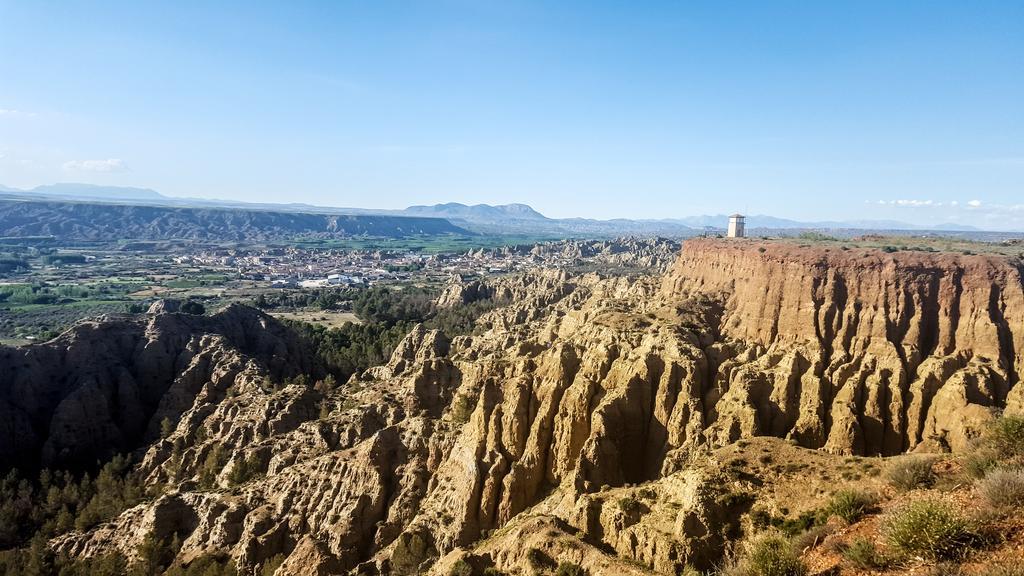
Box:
[727,214,746,238]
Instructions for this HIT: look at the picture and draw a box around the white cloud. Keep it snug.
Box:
[62,158,128,172]
[872,199,993,210]
[0,108,37,118]
[875,199,940,207]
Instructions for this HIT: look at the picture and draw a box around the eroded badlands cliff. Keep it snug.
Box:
[0,304,318,471]
[3,239,1022,575]
[664,240,1024,455]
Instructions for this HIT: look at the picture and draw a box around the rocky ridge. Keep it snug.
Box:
[0,303,318,472]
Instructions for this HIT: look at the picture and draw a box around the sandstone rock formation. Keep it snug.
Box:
[8,239,1021,575]
[663,240,1024,454]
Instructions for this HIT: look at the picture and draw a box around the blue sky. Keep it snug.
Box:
[1,1,1022,228]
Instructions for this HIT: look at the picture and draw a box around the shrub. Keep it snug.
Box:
[718,491,755,509]
[977,468,1024,510]
[819,489,875,524]
[928,562,966,576]
[777,511,817,536]
[617,496,642,514]
[449,559,473,576]
[839,537,890,569]
[180,300,206,315]
[989,415,1024,458]
[882,500,977,560]
[259,554,285,576]
[555,562,586,576]
[976,563,1024,576]
[227,454,263,487]
[886,455,936,491]
[198,445,229,489]
[450,394,474,424]
[797,232,838,242]
[526,548,554,570]
[727,531,807,576]
[791,525,833,552]
[134,532,176,576]
[390,532,432,574]
[160,417,175,438]
[964,449,1001,479]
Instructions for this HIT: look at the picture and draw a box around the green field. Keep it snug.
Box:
[0,299,135,341]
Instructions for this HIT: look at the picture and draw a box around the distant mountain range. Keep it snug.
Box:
[391,203,984,234]
[0,183,167,202]
[0,183,998,240]
[0,197,469,242]
[404,202,548,221]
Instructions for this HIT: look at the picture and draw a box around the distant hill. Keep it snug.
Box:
[2,183,166,202]
[0,199,470,242]
[404,202,548,221]
[397,203,698,236]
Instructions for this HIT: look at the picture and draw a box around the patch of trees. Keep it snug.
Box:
[0,455,148,551]
[253,287,360,311]
[288,287,509,382]
[0,532,237,576]
[352,286,435,325]
[0,452,241,575]
[0,255,29,273]
[426,298,508,337]
[0,282,143,305]
[180,300,206,315]
[351,285,508,334]
[41,254,87,266]
[287,320,413,382]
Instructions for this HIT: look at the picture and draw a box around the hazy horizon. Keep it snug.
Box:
[2,1,1022,229]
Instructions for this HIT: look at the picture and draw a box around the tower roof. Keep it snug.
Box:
[729,213,745,218]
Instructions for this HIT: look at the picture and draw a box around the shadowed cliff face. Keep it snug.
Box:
[23,244,1024,575]
[0,304,318,472]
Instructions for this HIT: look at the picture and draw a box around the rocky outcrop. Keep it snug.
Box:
[435,279,497,308]
[663,239,1024,454]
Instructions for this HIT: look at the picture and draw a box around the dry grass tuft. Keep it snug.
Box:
[886,455,937,491]
[881,499,978,560]
[977,467,1024,510]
